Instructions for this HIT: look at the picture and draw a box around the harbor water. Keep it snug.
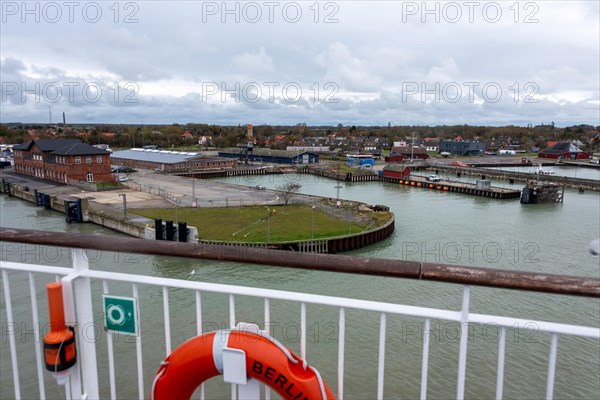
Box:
[1,173,599,399]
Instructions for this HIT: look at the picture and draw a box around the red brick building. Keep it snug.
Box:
[538,142,590,160]
[13,139,112,184]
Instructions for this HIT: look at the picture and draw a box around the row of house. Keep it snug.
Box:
[385,139,591,159]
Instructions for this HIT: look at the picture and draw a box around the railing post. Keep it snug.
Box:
[70,249,100,399]
[456,285,471,400]
[2,269,21,399]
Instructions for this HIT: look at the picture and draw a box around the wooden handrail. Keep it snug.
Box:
[1,228,598,297]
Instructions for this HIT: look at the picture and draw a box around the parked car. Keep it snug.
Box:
[111,166,135,173]
[427,175,441,182]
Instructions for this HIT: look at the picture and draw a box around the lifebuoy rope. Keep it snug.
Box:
[150,361,169,400]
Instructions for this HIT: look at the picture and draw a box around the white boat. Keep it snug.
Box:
[534,164,555,175]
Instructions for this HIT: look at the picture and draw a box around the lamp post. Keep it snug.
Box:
[267,208,271,242]
[411,131,415,160]
[119,193,127,218]
[348,208,352,234]
[311,205,316,240]
[191,170,196,207]
[335,162,342,206]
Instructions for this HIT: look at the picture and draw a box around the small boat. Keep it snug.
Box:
[451,161,471,167]
[534,164,555,175]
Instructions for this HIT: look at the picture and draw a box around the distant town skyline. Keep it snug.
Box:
[1,1,598,126]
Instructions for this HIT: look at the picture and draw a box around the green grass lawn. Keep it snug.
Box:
[133,204,379,243]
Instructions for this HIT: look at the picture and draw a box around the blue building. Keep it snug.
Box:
[439,140,485,156]
[218,148,319,164]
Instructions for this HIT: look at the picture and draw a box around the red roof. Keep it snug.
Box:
[454,135,463,141]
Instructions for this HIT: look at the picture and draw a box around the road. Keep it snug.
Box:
[126,169,282,207]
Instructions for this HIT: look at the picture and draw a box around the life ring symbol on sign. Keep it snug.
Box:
[150,323,335,400]
[107,304,126,326]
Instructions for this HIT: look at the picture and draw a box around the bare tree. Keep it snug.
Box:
[276,183,302,205]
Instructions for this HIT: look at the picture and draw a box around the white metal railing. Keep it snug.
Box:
[2,249,599,400]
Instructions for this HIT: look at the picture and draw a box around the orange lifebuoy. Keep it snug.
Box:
[150,328,335,400]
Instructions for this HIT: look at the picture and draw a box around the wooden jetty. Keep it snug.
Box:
[427,164,600,191]
[379,175,521,199]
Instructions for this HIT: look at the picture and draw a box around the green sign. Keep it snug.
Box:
[103,295,139,336]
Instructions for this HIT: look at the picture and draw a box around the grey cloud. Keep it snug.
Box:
[0,1,598,126]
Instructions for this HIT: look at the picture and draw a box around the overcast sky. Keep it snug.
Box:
[1,1,598,126]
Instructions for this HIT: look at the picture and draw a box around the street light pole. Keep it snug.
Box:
[119,193,127,218]
[191,170,196,206]
[348,208,352,234]
[311,205,316,240]
[267,208,270,241]
[411,131,415,161]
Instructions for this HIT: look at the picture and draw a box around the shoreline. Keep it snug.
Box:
[0,170,395,254]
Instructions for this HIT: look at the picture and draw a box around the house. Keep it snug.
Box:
[388,146,429,160]
[538,142,590,160]
[13,139,112,184]
[384,154,406,163]
[101,132,116,140]
[110,149,236,173]
[382,165,411,179]
[423,138,440,152]
[439,140,485,156]
[199,136,212,146]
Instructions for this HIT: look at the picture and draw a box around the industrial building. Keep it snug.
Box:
[218,148,319,164]
[439,140,485,156]
[110,148,237,172]
[286,146,331,153]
